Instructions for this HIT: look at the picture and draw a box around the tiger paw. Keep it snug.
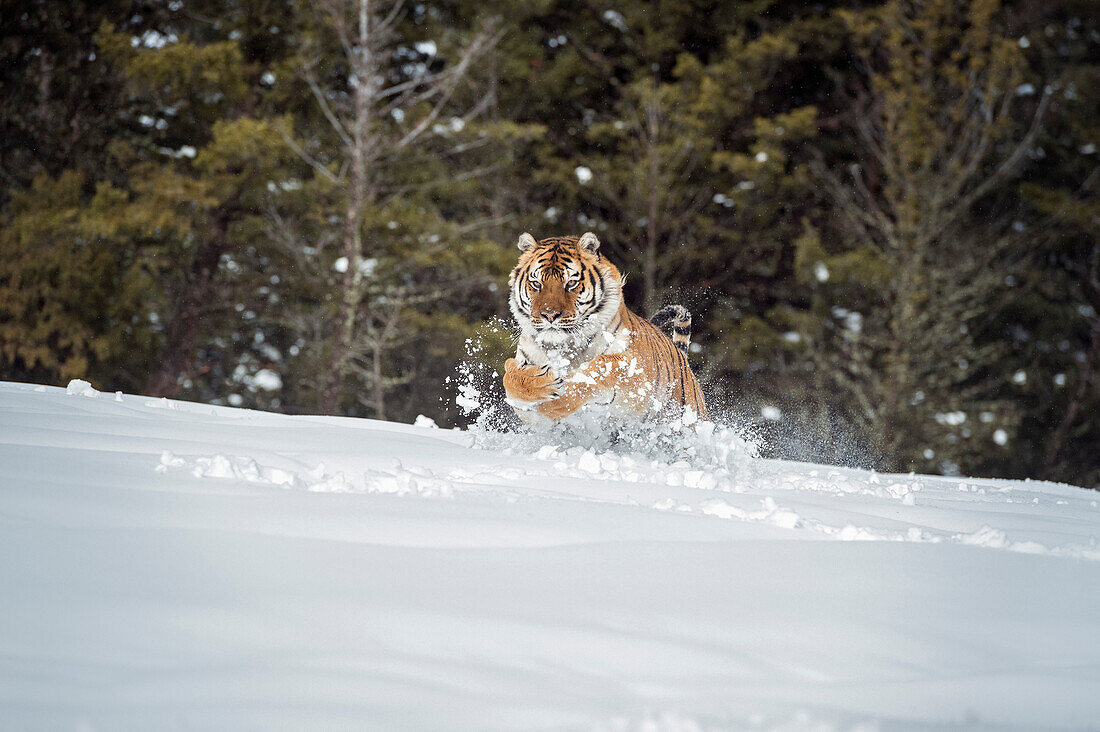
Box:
[536,394,583,421]
[503,359,563,407]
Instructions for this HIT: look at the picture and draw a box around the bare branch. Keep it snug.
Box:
[278,127,339,184]
[949,89,1051,220]
[393,21,503,150]
[299,66,354,148]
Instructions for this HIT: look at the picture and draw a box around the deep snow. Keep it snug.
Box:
[1,380,1099,730]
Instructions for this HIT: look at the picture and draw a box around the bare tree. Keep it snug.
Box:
[807,0,1050,468]
[580,78,710,314]
[286,0,501,414]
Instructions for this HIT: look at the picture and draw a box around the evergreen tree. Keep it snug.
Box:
[93,15,298,402]
[1011,1,1100,486]
[0,171,159,388]
[781,0,1048,472]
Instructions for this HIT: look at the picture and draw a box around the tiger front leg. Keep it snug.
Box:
[535,382,596,421]
[503,358,563,411]
[536,353,640,421]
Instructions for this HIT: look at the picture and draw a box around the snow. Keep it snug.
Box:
[760,405,782,421]
[2,379,1099,730]
[602,10,628,32]
[252,368,282,391]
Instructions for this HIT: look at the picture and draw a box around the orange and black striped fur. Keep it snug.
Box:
[503,231,708,423]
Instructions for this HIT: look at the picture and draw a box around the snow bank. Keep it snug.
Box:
[1,380,1099,730]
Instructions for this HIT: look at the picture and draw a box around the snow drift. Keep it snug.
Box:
[1,380,1099,730]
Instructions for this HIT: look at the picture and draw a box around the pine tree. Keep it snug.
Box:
[0,171,159,388]
[93,17,298,402]
[1012,3,1100,486]
[790,0,1048,472]
[0,0,174,199]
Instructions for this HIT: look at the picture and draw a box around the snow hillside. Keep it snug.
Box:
[1,380,1099,731]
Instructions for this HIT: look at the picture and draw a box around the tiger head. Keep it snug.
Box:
[508,231,624,348]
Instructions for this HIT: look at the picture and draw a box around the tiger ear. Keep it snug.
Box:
[578,231,600,254]
[517,232,537,251]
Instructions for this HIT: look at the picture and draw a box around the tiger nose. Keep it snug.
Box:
[540,305,562,322]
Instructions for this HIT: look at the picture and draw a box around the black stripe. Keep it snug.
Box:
[658,333,674,392]
[673,326,691,336]
[669,340,682,400]
[668,352,686,402]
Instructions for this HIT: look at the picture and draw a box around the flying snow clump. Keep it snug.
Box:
[575,166,593,185]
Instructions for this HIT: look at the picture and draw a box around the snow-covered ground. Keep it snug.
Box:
[1,380,1099,731]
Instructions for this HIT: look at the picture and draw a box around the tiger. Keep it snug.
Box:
[503,231,708,424]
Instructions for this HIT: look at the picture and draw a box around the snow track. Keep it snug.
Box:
[1,381,1099,730]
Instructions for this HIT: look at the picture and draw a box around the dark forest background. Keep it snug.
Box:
[2,0,1098,486]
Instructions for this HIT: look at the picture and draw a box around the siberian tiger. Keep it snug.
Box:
[503,231,708,423]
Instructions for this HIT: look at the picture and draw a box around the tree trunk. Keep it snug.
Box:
[1043,318,1100,477]
[147,212,229,397]
[317,0,377,415]
[318,198,363,414]
[372,340,386,420]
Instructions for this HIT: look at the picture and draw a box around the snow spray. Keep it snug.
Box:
[449,320,762,479]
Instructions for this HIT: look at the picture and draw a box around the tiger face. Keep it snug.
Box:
[508,232,623,348]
